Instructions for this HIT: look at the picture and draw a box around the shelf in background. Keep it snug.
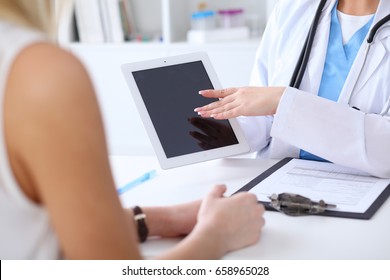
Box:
[67,38,261,49]
[58,0,271,45]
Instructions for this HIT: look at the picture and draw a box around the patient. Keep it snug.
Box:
[0,0,265,259]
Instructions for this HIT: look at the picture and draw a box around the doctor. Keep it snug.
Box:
[195,0,390,178]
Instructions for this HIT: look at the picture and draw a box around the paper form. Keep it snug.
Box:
[249,159,390,213]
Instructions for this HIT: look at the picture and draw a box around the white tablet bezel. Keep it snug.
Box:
[121,51,249,169]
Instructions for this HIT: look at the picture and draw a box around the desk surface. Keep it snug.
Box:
[110,155,390,260]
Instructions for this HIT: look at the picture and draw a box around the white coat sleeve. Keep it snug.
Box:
[271,87,390,178]
[238,2,282,154]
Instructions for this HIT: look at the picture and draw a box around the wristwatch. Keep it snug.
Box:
[133,206,149,242]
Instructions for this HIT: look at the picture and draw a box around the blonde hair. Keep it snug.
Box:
[0,0,54,35]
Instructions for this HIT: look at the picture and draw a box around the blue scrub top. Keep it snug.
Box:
[299,3,374,161]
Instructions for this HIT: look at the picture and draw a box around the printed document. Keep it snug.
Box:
[249,159,390,213]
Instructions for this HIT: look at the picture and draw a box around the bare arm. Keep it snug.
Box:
[135,200,201,238]
[125,186,265,260]
[155,185,265,260]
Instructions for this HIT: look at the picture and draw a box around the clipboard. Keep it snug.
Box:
[233,158,390,219]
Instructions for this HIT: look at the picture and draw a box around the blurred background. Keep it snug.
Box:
[56,0,278,156]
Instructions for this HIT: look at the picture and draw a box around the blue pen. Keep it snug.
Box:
[117,170,157,195]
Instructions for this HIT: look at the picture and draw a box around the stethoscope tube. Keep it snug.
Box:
[289,0,390,93]
[289,0,327,89]
[367,13,390,43]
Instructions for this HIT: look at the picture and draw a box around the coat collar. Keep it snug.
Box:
[301,0,390,103]
[340,0,390,103]
[372,0,390,42]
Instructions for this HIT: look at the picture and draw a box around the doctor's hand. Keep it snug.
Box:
[194,87,285,119]
[192,185,265,256]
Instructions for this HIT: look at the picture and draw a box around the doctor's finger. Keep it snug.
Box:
[194,100,223,115]
[194,101,220,115]
[199,88,238,98]
[195,94,236,112]
[210,105,241,119]
[196,100,238,117]
[210,109,240,120]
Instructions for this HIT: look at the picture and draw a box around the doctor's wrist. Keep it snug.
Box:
[269,87,285,114]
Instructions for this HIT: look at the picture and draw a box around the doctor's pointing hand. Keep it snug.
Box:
[194,87,285,119]
[196,0,390,179]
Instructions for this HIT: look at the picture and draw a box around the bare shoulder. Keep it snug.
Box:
[4,42,103,202]
[5,41,100,147]
[7,42,94,106]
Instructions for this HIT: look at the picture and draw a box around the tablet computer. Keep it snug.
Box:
[121,52,250,169]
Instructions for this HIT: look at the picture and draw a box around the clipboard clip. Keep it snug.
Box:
[268,193,337,216]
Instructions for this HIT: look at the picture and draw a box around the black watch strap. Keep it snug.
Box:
[133,206,148,243]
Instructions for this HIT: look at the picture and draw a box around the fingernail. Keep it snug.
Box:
[194,108,199,112]
[199,91,204,95]
[210,114,215,118]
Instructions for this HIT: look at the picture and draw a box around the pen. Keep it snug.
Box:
[117,169,157,195]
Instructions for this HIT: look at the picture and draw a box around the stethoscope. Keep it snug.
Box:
[289,0,390,100]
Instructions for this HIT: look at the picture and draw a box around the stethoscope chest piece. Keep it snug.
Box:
[268,193,336,216]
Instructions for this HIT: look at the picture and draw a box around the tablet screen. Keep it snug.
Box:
[132,61,239,158]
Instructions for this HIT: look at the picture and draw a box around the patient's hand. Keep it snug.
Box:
[194,185,265,256]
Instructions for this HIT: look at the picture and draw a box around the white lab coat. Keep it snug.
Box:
[242,0,390,178]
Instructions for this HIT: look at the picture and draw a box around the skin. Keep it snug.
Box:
[4,42,265,259]
[194,0,380,120]
[194,87,285,119]
[338,0,379,15]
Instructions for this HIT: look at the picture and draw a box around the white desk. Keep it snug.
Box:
[110,155,390,260]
